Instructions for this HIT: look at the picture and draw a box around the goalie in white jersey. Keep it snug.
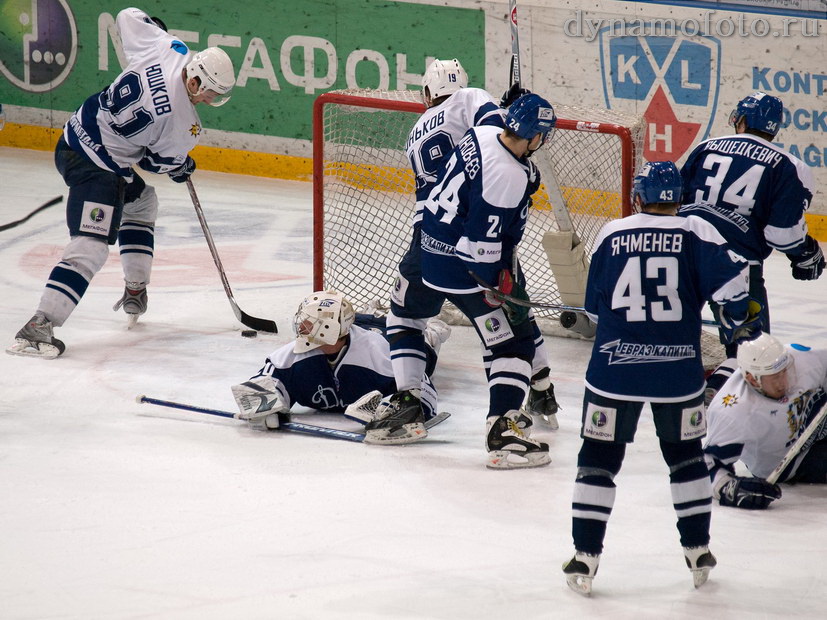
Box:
[704,333,827,510]
[7,7,235,359]
[230,291,450,433]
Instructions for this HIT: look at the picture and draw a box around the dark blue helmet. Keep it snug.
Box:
[632,161,682,206]
[729,91,782,137]
[505,93,556,142]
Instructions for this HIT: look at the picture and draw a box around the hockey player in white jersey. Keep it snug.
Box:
[231,291,449,436]
[562,161,762,595]
[7,7,235,359]
[704,333,827,509]
[387,59,561,438]
[370,93,557,467]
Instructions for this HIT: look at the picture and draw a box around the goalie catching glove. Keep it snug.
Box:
[717,475,782,510]
[482,269,529,325]
[231,376,289,429]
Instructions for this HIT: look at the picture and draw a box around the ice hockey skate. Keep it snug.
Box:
[113,283,148,328]
[486,409,550,469]
[364,390,427,445]
[563,552,600,596]
[684,545,717,588]
[524,383,560,430]
[6,313,66,359]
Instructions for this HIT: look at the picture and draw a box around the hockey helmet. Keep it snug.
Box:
[631,161,683,207]
[729,91,783,137]
[185,47,235,107]
[422,58,468,102]
[736,333,796,400]
[292,290,355,353]
[505,93,556,144]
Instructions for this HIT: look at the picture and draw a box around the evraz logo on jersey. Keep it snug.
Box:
[599,30,721,162]
[599,339,696,364]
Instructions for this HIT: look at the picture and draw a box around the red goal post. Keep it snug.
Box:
[311,89,645,333]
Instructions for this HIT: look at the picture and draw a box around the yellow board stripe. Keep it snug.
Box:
[2,122,825,241]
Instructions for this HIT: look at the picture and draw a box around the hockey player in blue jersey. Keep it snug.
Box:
[367,93,557,468]
[562,161,762,595]
[231,291,450,431]
[7,8,235,359]
[704,333,827,510]
[680,91,824,400]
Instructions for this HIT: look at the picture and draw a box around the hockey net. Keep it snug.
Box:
[312,89,725,369]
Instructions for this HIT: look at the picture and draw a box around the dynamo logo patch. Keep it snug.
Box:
[599,31,721,162]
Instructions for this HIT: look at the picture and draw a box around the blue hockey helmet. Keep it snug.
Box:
[729,91,782,137]
[505,93,556,143]
[632,161,683,206]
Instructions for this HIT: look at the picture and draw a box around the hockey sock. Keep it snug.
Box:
[572,440,625,555]
[661,438,712,548]
[487,356,530,416]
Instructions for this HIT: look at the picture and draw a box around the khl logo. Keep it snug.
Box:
[599,31,721,162]
[0,0,77,92]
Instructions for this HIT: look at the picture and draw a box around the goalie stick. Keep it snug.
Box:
[766,399,827,485]
[136,395,450,443]
[185,179,278,333]
[0,195,63,232]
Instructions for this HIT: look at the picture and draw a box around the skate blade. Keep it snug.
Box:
[486,450,551,469]
[126,313,140,329]
[5,339,62,360]
[692,568,711,588]
[565,574,593,596]
[540,412,559,431]
[364,422,428,445]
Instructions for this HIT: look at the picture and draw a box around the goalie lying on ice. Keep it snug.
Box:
[231,290,450,431]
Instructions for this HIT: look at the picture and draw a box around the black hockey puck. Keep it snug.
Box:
[241,330,257,338]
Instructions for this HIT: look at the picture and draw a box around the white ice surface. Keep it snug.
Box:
[1,147,826,619]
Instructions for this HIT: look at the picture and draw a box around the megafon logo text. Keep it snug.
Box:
[599,32,721,162]
[0,0,77,92]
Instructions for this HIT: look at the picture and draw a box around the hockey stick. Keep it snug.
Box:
[766,399,827,485]
[0,195,63,232]
[185,179,278,333]
[136,395,451,442]
[508,0,521,89]
[468,269,587,313]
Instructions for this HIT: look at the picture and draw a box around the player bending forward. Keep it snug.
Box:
[562,161,761,595]
[704,333,827,510]
[231,291,450,436]
[7,8,235,359]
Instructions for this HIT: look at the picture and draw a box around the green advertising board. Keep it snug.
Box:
[0,0,486,141]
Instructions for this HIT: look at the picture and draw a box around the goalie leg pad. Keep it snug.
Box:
[542,230,589,307]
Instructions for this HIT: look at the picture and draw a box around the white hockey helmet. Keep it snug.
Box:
[292,290,355,353]
[737,333,796,399]
[185,47,235,107]
[422,58,468,103]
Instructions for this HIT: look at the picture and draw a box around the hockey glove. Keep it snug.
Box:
[168,156,196,183]
[718,476,781,509]
[231,376,290,429]
[716,298,763,345]
[500,84,531,108]
[482,269,529,325]
[787,235,825,281]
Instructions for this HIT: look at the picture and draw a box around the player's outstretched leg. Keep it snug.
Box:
[684,546,717,588]
[113,282,148,328]
[364,389,427,445]
[486,409,550,469]
[523,368,560,430]
[6,313,66,359]
[562,552,600,596]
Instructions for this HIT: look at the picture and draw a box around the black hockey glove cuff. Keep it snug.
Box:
[787,235,825,281]
[169,156,196,183]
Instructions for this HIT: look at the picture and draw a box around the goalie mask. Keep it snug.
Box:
[737,333,798,400]
[185,47,235,107]
[422,58,468,103]
[292,291,355,353]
